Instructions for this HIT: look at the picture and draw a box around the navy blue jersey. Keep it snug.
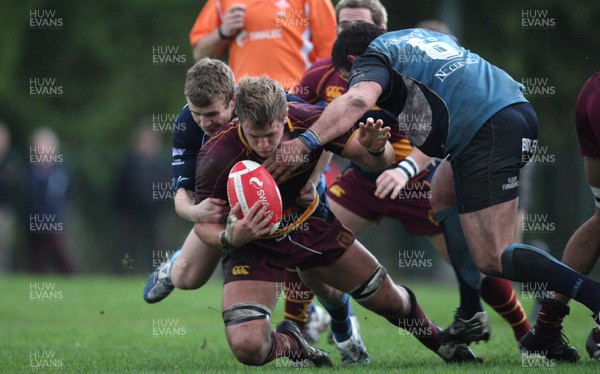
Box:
[171,104,209,191]
[348,28,527,159]
[172,93,308,192]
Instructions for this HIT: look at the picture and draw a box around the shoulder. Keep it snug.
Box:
[287,102,324,129]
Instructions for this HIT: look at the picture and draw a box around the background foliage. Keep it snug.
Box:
[1,0,599,275]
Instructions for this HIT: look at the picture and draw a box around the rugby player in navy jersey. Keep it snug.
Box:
[193,76,480,366]
[265,23,600,362]
[143,58,371,364]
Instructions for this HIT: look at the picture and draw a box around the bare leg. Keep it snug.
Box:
[171,228,221,289]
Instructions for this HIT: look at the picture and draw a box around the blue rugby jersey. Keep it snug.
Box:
[348,28,527,159]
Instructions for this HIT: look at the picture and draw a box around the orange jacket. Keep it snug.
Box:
[190,0,336,90]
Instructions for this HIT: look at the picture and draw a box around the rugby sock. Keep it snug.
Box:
[534,299,570,334]
[501,243,600,313]
[317,293,353,342]
[165,248,181,276]
[394,286,441,352]
[283,268,314,332]
[264,331,302,364]
[435,208,483,319]
[481,276,531,341]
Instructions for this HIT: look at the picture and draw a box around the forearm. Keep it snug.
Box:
[309,151,332,185]
[192,30,227,61]
[400,148,433,172]
[174,189,199,222]
[311,93,372,145]
[395,148,433,181]
[194,222,226,248]
[344,141,394,170]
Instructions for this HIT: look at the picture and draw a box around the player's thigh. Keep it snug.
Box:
[328,198,376,234]
[429,158,456,210]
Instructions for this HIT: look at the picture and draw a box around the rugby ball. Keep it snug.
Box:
[227,160,282,235]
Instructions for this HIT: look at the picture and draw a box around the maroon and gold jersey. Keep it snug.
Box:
[195,102,352,210]
[294,57,413,174]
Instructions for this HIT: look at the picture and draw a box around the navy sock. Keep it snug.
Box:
[435,208,483,319]
[501,243,600,313]
[317,293,352,342]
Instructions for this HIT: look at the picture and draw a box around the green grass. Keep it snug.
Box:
[1,275,598,373]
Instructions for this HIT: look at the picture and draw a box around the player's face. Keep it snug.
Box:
[337,8,375,34]
[187,98,234,137]
[242,119,285,158]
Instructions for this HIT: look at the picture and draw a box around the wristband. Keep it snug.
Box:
[367,147,385,156]
[220,231,233,249]
[298,129,322,152]
[218,26,234,40]
[396,156,420,180]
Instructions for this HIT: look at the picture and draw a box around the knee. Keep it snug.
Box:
[472,252,502,277]
[429,182,456,212]
[228,332,271,366]
[170,261,208,290]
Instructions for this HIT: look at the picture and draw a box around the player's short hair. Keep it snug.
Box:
[335,0,388,31]
[184,58,235,108]
[332,22,384,74]
[235,77,287,129]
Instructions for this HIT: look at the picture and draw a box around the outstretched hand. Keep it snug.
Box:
[357,117,390,153]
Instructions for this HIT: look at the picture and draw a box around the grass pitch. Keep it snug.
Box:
[2,275,598,373]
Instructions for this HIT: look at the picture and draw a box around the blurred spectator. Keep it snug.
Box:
[189,0,337,91]
[0,122,21,273]
[113,122,170,272]
[24,127,76,274]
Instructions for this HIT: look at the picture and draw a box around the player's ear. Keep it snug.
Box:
[229,95,236,108]
[347,54,358,63]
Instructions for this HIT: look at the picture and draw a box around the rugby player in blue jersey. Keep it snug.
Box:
[265,23,600,362]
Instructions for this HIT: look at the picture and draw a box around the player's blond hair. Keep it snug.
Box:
[235,77,287,129]
[184,58,235,107]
